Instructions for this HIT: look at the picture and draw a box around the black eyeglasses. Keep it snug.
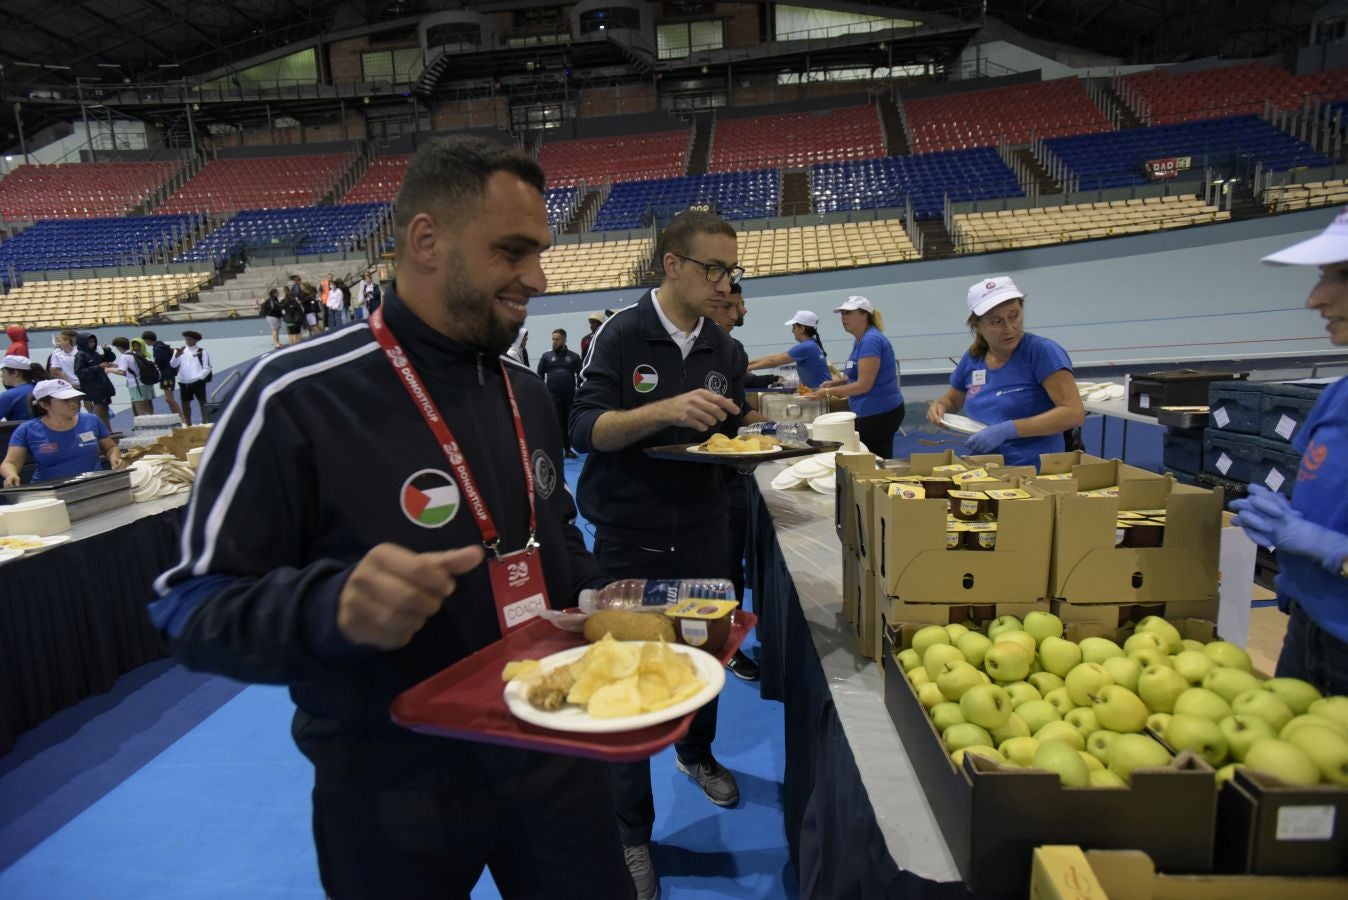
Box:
[674,254,745,285]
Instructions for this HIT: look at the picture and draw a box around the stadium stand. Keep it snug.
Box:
[537,130,688,187]
[812,147,1024,219]
[708,106,884,172]
[950,194,1229,252]
[591,169,779,231]
[174,204,391,264]
[541,237,652,293]
[1121,62,1348,125]
[0,214,199,278]
[1263,178,1348,212]
[904,79,1112,153]
[340,154,413,205]
[166,260,368,321]
[156,154,354,214]
[0,161,184,223]
[545,186,579,229]
[0,271,212,328]
[738,219,918,276]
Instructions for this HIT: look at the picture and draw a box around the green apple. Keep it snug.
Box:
[1215,763,1244,786]
[1138,665,1190,714]
[1091,685,1150,733]
[1065,663,1114,707]
[1086,729,1120,763]
[1079,636,1125,665]
[1164,713,1229,767]
[1282,714,1348,741]
[1202,641,1253,673]
[1243,738,1320,786]
[1180,639,1205,653]
[990,712,1031,744]
[942,722,994,752]
[911,624,952,660]
[1065,707,1100,739]
[1004,682,1043,709]
[984,642,1033,683]
[1309,697,1348,732]
[1090,768,1127,788]
[1170,650,1217,685]
[1261,678,1323,716]
[1134,616,1183,653]
[1230,689,1293,733]
[1016,700,1062,734]
[1044,687,1076,715]
[1146,713,1171,735]
[944,622,970,642]
[951,745,1006,768]
[1217,715,1276,762]
[917,682,946,710]
[1078,750,1104,773]
[960,683,1013,730]
[986,615,1022,643]
[1034,720,1086,751]
[1022,611,1064,645]
[1173,687,1233,722]
[1107,733,1172,782]
[1123,631,1167,656]
[935,660,984,701]
[1128,648,1171,671]
[1034,739,1090,786]
[1028,658,1044,675]
[908,667,932,686]
[954,632,993,668]
[1028,672,1066,696]
[1103,656,1142,693]
[999,735,1040,767]
[929,702,966,733]
[1283,724,1348,786]
[923,643,966,679]
[1202,668,1263,705]
[897,648,922,672]
[1038,637,1082,677]
[994,630,1038,656]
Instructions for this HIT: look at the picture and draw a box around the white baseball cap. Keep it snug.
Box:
[785,310,819,328]
[1263,207,1348,265]
[967,276,1024,317]
[832,296,874,313]
[33,378,85,400]
[2,354,32,370]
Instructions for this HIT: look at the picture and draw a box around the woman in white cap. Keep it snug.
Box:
[809,295,905,455]
[1229,211,1348,695]
[746,310,831,388]
[0,355,46,421]
[927,276,1083,467]
[2,379,123,486]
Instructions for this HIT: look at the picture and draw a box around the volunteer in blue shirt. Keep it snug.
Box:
[808,295,904,456]
[2,379,123,485]
[746,310,831,388]
[0,354,44,421]
[1231,211,1348,695]
[927,276,1083,467]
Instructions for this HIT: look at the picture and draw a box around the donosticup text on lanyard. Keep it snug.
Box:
[370,308,548,635]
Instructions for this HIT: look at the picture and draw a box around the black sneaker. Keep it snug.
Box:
[622,843,659,900]
[675,756,740,807]
[727,650,760,682]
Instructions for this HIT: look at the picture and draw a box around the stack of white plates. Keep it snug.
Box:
[0,498,70,537]
[771,452,842,494]
[129,456,197,501]
[1077,382,1126,402]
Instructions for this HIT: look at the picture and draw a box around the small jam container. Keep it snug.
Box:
[1124,518,1165,548]
[946,522,969,550]
[931,464,969,477]
[963,522,998,551]
[665,598,737,655]
[888,483,926,500]
[948,490,989,521]
[1114,521,1132,547]
[985,488,1031,516]
[921,477,954,499]
[952,467,991,485]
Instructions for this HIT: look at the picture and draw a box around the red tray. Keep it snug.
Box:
[390,610,757,762]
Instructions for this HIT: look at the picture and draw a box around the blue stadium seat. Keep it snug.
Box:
[0,214,200,284]
[173,204,391,264]
[811,148,1023,220]
[591,170,779,232]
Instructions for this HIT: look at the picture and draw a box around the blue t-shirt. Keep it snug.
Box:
[1280,376,1348,643]
[786,339,831,389]
[951,332,1073,468]
[0,383,34,421]
[9,412,110,482]
[844,327,903,418]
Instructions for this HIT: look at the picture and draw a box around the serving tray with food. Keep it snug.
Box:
[644,434,840,466]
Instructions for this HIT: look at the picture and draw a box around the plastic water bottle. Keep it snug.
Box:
[578,578,736,614]
[739,422,810,443]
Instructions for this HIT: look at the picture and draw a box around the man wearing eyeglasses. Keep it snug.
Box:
[570,210,748,900]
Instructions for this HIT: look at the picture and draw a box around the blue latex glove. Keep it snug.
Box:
[1231,484,1348,574]
[964,420,1018,456]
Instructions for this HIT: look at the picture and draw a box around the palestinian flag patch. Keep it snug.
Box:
[400,469,461,528]
[633,364,659,394]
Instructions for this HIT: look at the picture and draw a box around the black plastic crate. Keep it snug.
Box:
[1207,381,1264,435]
[1129,369,1247,418]
[1250,441,1303,500]
[1162,428,1205,473]
[1259,381,1330,445]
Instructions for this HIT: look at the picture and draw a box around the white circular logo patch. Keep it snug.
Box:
[531,449,557,500]
[705,371,728,395]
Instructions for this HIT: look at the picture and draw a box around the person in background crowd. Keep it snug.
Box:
[260,288,285,348]
[571,210,748,900]
[47,330,81,386]
[926,276,1083,467]
[746,310,831,389]
[5,325,28,358]
[280,290,305,345]
[0,355,46,421]
[358,271,380,319]
[73,331,117,430]
[537,328,583,459]
[808,296,905,457]
[326,278,347,329]
[174,331,212,426]
[506,326,529,366]
[112,337,155,416]
[318,274,332,329]
[301,280,323,336]
[2,379,123,485]
[143,331,183,419]
[148,135,633,900]
[1231,211,1348,695]
[580,310,605,361]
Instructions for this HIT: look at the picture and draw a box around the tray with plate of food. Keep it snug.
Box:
[644,433,841,466]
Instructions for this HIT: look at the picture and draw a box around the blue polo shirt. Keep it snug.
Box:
[845,327,903,417]
[9,413,109,482]
[786,339,831,389]
[0,383,34,421]
[951,332,1073,467]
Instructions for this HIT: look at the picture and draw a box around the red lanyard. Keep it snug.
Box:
[369,308,537,556]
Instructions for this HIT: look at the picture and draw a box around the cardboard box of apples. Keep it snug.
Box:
[881,610,1348,894]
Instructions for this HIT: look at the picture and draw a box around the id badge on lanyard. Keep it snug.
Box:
[370,309,549,635]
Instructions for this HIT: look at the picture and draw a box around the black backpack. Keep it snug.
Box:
[136,353,161,385]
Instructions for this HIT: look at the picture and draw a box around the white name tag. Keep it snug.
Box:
[971,370,986,386]
[1275,414,1296,440]
[78,431,96,442]
[1276,805,1336,842]
[502,593,547,627]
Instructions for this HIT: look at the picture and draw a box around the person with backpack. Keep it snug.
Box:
[259,288,285,349]
[112,336,156,416]
[173,330,212,426]
[280,291,305,345]
[142,330,183,419]
[74,331,117,429]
